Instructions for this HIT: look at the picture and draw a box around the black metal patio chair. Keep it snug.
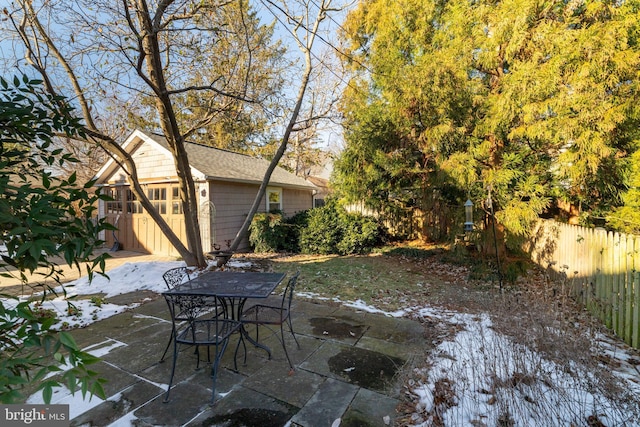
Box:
[162,266,194,290]
[236,271,301,370]
[160,267,225,362]
[162,293,241,404]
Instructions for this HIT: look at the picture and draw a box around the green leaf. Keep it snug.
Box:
[42,383,53,404]
[60,332,78,350]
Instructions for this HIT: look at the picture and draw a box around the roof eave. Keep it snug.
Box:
[204,175,317,191]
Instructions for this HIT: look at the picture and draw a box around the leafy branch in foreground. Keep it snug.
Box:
[0,75,110,403]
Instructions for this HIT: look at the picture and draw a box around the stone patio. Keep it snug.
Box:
[65,292,427,426]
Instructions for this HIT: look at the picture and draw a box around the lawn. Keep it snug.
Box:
[242,244,640,426]
[249,244,496,313]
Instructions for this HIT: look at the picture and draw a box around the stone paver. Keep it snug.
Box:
[289,378,359,427]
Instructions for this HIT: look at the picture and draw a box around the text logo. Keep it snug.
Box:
[1,405,69,427]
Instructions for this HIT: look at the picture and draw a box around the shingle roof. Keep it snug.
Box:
[146,133,316,190]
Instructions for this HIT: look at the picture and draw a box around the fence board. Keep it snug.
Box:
[613,233,622,333]
[633,244,640,348]
[525,220,640,349]
[634,269,640,348]
[577,227,587,304]
[605,232,614,328]
[595,228,606,321]
[625,236,634,345]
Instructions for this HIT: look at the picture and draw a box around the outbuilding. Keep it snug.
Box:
[94,130,318,256]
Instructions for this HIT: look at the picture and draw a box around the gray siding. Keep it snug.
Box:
[210,181,313,251]
[210,181,262,251]
[283,188,314,216]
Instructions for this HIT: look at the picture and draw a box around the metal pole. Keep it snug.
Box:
[486,188,503,291]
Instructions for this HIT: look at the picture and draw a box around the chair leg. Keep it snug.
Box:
[280,322,294,370]
[195,342,202,369]
[287,316,301,349]
[210,338,230,404]
[162,330,198,362]
[163,341,180,403]
[160,329,174,362]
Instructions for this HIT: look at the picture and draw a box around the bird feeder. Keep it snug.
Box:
[464,199,474,232]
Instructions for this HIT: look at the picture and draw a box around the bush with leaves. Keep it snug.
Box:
[299,200,385,255]
[299,203,342,254]
[336,211,384,255]
[249,212,285,252]
[0,75,111,403]
[249,210,310,253]
[280,210,309,253]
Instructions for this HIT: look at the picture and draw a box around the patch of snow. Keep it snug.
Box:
[408,312,640,426]
[27,384,105,420]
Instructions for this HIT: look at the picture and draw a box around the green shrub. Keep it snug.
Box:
[249,202,384,255]
[249,210,311,253]
[280,210,309,252]
[336,212,383,254]
[299,201,385,255]
[299,204,342,254]
[249,212,285,252]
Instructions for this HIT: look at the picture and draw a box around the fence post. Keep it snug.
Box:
[633,243,640,348]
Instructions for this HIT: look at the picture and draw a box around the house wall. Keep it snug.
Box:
[209,181,264,251]
[132,143,175,181]
[283,188,314,216]
[209,182,314,252]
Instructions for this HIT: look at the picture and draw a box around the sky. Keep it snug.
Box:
[0,0,349,154]
[3,256,640,426]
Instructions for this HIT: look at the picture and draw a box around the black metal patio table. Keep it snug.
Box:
[163,271,286,364]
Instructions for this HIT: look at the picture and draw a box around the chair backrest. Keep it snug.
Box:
[281,271,300,311]
[164,292,218,325]
[163,267,191,290]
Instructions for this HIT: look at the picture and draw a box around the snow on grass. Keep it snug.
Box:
[406,309,640,426]
[301,292,640,425]
[3,258,253,330]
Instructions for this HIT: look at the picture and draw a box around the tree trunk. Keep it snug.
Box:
[227,0,325,255]
[16,0,204,267]
[134,0,206,266]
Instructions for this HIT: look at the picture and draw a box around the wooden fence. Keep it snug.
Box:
[524,219,640,348]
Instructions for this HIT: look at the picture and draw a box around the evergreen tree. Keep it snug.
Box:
[338,0,640,241]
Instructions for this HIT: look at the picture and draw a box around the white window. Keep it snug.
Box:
[266,188,282,212]
[147,186,167,215]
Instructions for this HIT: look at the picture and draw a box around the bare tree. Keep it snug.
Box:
[2,0,345,265]
[3,0,287,267]
[228,0,345,253]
